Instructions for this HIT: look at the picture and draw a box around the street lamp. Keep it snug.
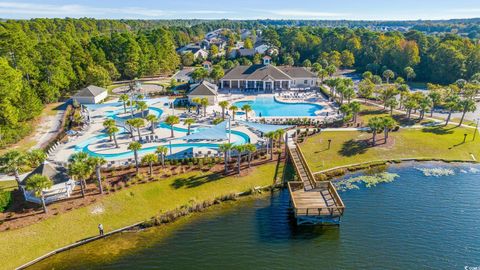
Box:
[328,139,332,149]
[228,115,232,143]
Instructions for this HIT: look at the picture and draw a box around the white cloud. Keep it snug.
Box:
[0,1,231,18]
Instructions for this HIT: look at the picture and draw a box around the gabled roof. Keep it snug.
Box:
[277,67,317,78]
[74,85,107,98]
[23,161,70,185]
[188,81,218,96]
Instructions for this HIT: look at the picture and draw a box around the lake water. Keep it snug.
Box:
[29,162,480,269]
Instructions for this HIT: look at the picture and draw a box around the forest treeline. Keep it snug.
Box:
[0,18,479,146]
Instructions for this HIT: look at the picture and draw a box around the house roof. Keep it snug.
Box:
[222,64,292,81]
[237,48,255,56]
[277,66,317,78]
[188,81,218,96]
[74,85,107,98]
[23,161,70,185]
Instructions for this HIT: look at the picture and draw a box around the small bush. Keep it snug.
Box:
[0,191,12,212]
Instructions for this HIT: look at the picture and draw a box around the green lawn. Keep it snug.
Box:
[302,126,480,172]
[0,162,282,269]
[0,180,17,191]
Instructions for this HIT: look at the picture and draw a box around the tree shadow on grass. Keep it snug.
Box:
[421,126,455,135]
[338,139,369,157]
[170,173,222,189]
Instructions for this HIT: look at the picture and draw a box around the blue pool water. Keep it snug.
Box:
[234,96,323,117]
[77,129,250,160]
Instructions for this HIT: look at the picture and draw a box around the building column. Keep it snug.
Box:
[253,81,256,90]
[288,80,291,89]
[221,80,224,89]
[238,80,240,89]
[263,81,266,91]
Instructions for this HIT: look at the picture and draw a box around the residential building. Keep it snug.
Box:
[220,56,317,92]
[73,85,108,104]
[187,80,219,104]
[177,44,209,59]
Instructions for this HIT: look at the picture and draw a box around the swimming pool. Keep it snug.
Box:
[234,96,323,117]
[76,129,250,160]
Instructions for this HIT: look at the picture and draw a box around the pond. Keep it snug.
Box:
[29,162,480,269]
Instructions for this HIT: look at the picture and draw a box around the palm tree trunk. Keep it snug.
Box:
[384,128,388,144]
[151,122,155,134]
[137,128,141,141]
[80,179,85,198]
[41,195,47,213]
[170,126,174,137]
[134,151,139,173]
[270,139,273,160]
[113,133,119,148]
[232,112,235,120]
[224,152,228,174]
[222,108,225,119]
[149,162,153,176]
[372,131,376,146]
[248,153,252,168]
[445,111,452,126]
[123,103,127,114]
[96,166,103,194]
[162,154,165,167]
[237,152,241,174]
[459,110,467,127]
[187,125,191,135]
[430,106,434,117]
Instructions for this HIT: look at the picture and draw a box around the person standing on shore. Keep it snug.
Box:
[98,224,104,236]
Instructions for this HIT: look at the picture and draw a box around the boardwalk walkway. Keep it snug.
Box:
[287,142,345,225]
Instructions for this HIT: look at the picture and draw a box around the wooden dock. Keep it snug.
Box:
[287,143,345,225]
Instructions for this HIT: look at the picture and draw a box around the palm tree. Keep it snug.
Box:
[0,150,26,186]
[26,149,47,168]
[87,157,107,194]
[265,131,277,160]
[200,98,209,117]
[444,94,461,126]
[128,141,142,173]
[219,101,229,119]
[141,154,158,176]
[244,143,257,168]
[233,145,245,174]
[107,126,120,148]
[130,118,145,141]
[458,99,477,127]
[367,117,384,146]
[192,97,201,115]
[25,174,53,213]
[275,129,286,153]
[145,114,158,134]
[103,119,116,141]
[241,104,252,121]
[383,69,395,84]
[385,98,398,116]
[428,90,442,117]
[69,151,89,163]
[125,118,136,140]
[119,94,129,114]
[184,118,195,135]
[343,87,355,103]
[68,161,92,198]
[155,146,168,167]
[218,143,233,174]
[136,101,148,118]
[349,101,361,122]
[165,115,180,138]
[382,116,397,143]
[404,99,418,120]
[339,104,352,121]
[418,96,433,120]
[229,105,238,120]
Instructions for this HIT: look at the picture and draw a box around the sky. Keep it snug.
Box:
[0,0,479,21]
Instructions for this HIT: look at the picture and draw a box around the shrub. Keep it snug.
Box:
[0,191,12,212]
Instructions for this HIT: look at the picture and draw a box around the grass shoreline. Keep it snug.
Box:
[1,162,285,270]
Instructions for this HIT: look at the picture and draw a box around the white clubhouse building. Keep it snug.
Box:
[219,56,317,92]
